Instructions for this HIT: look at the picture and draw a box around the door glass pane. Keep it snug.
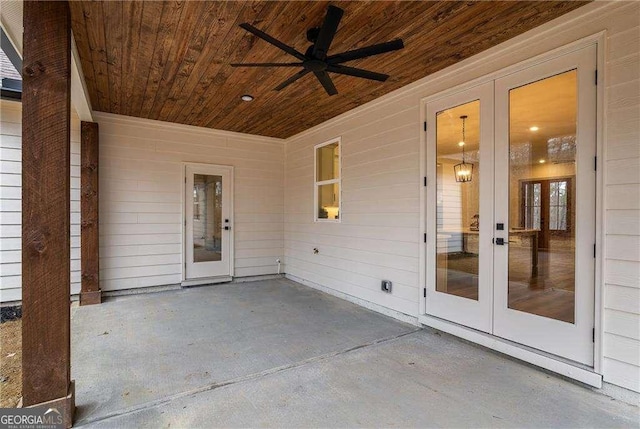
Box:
[436,100,480,300]
[508,70,577,323]
[193,174,222,262]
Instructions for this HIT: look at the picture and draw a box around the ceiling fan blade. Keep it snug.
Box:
[327,39,404,64]
[230,63,303,67]
[312,5,344,60]
[239,23,306,61]
[274,69,311,91]
[314,71,338,96]
[327,65,389,82]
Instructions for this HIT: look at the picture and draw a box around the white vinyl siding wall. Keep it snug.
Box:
[285,103,421,317]
[601,7,640,392]
[284,2,640,392]
[0,100,82,302]
[95,113,284,291]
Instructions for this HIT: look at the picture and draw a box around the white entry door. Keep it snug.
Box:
[493,45,597,365]
[425,82,494,333]
[185,164,233,280]
[425,45,597,365]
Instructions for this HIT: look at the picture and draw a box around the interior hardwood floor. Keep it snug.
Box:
[438,237,576,323]
[194,245,222,262]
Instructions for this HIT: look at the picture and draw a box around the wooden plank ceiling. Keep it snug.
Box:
[70,1,587,139]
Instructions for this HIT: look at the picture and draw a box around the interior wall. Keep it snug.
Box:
[438,159,465,253]
[0,99,82,302]
[95,113,285,291]
[284,2,639,392]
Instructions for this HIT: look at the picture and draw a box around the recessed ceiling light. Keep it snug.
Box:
[458,141,465,147]
[241,94,254,102]
[530,126,539,132]
[539,159,546,164]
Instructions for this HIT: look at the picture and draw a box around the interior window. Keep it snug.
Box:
[314,139,341,222]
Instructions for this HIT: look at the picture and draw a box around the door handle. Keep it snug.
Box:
[495,237,506,245]
[224,226,231,231]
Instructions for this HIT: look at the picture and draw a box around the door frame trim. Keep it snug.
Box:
[418,32,605,376]
[181,162,235,282]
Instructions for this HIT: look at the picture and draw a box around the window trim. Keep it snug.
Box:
[313,137,342,223]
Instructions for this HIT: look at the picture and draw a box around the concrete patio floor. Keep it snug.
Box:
[72,278,639,428]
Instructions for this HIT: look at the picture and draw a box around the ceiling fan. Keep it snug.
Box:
[230,5,404,96]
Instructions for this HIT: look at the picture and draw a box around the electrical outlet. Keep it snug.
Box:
[381,280,392,293]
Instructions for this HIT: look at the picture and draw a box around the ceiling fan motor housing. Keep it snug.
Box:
[303,59,328,72]
[231,5,405,96]
[306,27,320,43]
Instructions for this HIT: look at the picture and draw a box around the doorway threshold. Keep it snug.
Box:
[418,314,602,388]
[181,276,233,288]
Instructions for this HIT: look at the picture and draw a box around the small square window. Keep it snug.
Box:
[314,138,341,222]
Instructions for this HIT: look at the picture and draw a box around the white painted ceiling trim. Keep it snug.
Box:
[93,111,285,145]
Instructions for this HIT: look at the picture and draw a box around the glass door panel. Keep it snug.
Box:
[193,174,223,263]
[507,70,577,323]
[436,100,480,301]
[494,45,596,365]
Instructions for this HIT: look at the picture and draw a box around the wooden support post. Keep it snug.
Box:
[22,2,75,427]
[80,121,101,305]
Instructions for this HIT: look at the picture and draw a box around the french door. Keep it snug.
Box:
[425,82,494,333]
[185,164,233,280]
[493,45,596,365]
[425,45,596,365]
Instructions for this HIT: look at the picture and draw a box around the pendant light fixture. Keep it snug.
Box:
[454,115,473,183]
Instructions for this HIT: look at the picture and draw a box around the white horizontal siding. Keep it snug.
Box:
[284,2,640,392]
[285,103,421,316]
[600,1,640,393]
[0,100,82,301]
[95,113,284,291]
[0,100,22,302]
